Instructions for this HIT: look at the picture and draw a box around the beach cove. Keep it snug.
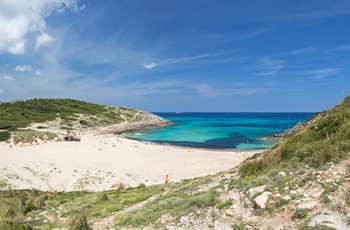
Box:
[0,131,261,192]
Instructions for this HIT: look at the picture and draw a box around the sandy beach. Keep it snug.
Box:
[0,132,262,192]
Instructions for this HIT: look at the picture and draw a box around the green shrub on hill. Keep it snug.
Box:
[0,98,148,131]
[240,96,350,178]
[0,131,11,142]
[0,98,152,143]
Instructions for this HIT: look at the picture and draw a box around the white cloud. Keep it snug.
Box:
[304,68,341,79]
[196,84,228,97]
[8,40,26,54]
[36,33,54,50]
[329,44,350,52]
[4,75,14,81]
[35,69,41,75]
[288,46,319,55]
[143,63,157,69]
[196,83,273,97]
[143,51,224,70]
[162,51,223,64]
[0,89,3,95]
[258,57,284,76]
[14,65,32,72]
[0,0,83,54]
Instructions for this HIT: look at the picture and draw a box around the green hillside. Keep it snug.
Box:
[0,98,148,129]
[0,98,160,142]
[240,96,350,178]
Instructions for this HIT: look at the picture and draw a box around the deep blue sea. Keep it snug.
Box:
[125,112,314,150]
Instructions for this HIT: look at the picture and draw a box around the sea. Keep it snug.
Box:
[125,112,314,150]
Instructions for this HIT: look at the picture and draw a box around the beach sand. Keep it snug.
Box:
[0,132,262,192]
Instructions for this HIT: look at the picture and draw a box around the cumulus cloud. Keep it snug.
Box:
[143,63,157,69]
[4,75,14,81]
[8,40,26,54]
[0,0,83,54]
[35,69,41,75]
[36,33,54,50]
[14,65,32,72]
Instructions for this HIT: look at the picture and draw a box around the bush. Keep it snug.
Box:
[0,131,11,142]
[275,198,290,208]
[240,158,268,177]
[98,193,109,202]
[216,199,233,210]
[232,223,249,230]
[188,190,218,208]
[68,211,91,230]
[292,208,309,220]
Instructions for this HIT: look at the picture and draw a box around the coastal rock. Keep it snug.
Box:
[297,201,317,209]
[247,185,267,199]
[278,171,287,177]
[309,214,349,230]
[311,190,324,198]
[215,224,233,230]
[273,193,281,198]
[282,195,291,201]
[254,191,272,209]
[225,210,234,217]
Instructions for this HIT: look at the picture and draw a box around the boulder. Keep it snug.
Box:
[297,201,317,209]
[278,171,287,177]
[225,210,234,217]
[282,195,291,201]
[247,185,267,199]
[309,214,348,230]
[254,191,272,209]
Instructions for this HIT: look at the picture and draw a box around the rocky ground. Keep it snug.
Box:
[41,154,348,230]
[153,158,350,230]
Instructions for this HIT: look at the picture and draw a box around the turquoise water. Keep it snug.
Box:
[125,112,314,150]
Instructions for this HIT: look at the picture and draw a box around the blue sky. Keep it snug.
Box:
[1,0,350,112]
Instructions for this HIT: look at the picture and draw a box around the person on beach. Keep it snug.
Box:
[165,175,169,184]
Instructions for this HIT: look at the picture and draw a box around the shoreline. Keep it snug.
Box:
[123,135,266,153]
[0,131,262,192]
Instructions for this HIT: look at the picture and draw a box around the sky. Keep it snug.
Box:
[1,0,350,112]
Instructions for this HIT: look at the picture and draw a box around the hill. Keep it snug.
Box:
[0,98,171,143]
[1,97,350,229]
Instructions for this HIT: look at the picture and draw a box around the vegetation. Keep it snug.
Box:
[0,98,149,130]
[239,96,350,178]
[1,97,350,228]
[0,176,224,229]
[0,98,152,143]
[12,131,57,145]
[0,131,11,142]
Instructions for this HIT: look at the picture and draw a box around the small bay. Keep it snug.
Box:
[125,112,314,150]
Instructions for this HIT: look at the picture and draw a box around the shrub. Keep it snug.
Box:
[0,131,11,142]
[232,223,249,230]
[275,198,290,208]
[292,208,309,220]
[240,158,266,177]
[68,211,91,230]
[188,189,218,208]
[98,193,109,202]
[216,199,233,210]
